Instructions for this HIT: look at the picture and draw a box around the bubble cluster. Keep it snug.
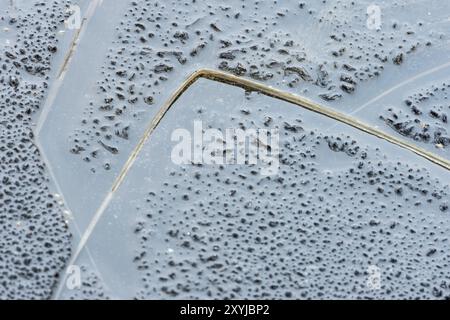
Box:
[61,265,110,300]
[381,82,450,150]
[0,1,73,299]
[69,0,440,169]
[129,92,450,299]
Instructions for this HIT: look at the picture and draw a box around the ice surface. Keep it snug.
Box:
[2,0,450,299]
[58,79,450,299]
